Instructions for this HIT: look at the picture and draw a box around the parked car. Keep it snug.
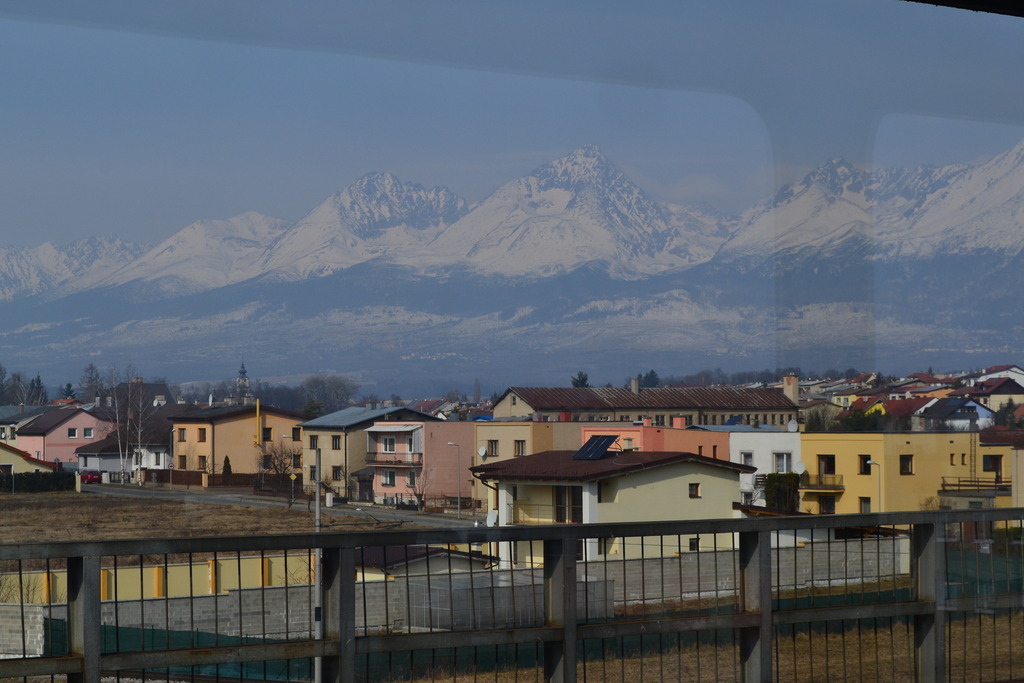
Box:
[79,470,102,484]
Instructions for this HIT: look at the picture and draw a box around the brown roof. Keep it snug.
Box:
[505,386,796,411]
[471,449,755,482]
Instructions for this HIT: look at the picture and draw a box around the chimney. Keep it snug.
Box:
[671,415,686,429]
[643,417,652,427]
[783,373,800,405]
[630,377,640,394]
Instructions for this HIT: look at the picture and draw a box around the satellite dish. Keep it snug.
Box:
[486,510,498,527]
[478,446,487,458]
[788,419,799,432]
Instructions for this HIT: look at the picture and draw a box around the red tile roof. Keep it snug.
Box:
[505,386,796,411]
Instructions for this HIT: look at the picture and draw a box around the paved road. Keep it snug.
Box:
[81,483,483,530]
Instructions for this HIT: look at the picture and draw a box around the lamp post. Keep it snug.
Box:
[866,459,881,513]
[447,442,461,519]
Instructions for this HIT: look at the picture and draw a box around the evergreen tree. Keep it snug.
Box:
[571,371,590,388]
[61,383,76,400]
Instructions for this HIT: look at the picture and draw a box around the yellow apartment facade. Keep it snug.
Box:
[800,431,1011,515]
[171,403,307,475]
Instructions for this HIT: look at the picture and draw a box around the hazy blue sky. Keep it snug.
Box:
[2,1,1023,248]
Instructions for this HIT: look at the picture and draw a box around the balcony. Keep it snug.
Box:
[366,451,423,466]
[510,502,582,525]
[799,472,845,491]
[941,476,1011,492]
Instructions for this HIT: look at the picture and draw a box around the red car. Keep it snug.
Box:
[79,470,102,484]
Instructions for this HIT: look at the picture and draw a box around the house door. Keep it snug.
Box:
[554,486,583,524]
[358,477,374,502]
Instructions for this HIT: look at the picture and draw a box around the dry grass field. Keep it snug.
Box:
[0,491,377,545]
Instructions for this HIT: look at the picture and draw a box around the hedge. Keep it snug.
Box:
[0,470,77,493]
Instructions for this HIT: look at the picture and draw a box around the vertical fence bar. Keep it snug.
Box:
[543,535,577,683]
[738,529,771,683]
[912,521,945,683]
[67,555,101,683]
[322,543,356,683]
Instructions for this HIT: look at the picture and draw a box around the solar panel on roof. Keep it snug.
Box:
[573,434,618,460]
[725,415,742,425]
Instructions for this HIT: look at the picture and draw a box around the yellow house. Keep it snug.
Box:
[0,442,56,476]
[800,431,1012,515]
[471,441,754,564]
[171,402,307,475]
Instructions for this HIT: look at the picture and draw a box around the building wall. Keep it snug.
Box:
[19,412,112,465]
[173,411,303,474]
[729,431,804,506]
[800,432,1011,515]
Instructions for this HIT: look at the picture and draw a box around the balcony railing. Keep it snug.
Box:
[510,502,583,525]
[365,451,423,466]
[3,509,1024,682]
[941,475,1011,491]
[799,471,845,490]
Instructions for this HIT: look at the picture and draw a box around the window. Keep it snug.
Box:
[899,454,914,475]
[332,465,342,480]
[407,470,417,487]
[262,427,272,442]
[741,491,753,505]
[67,427,78,438]
[741,451,753,467]
[177,428,186,442]
[774,452,791,474]
[859,455,872,475]
[381,469,396,487]
[83,427,93,438]
[178,455,187,470]
[818,454,835,475]
[553,486,583,524]
[487,439,499,457]
[819,495,836,515]
[381,435,396,453]
[689,537,700,551]
[309,434,318,449]
[198,427,207,443]
[0,427,5,438]
[332,434,341,450]
[511,395,517,406]
[688,482,701,498]
[950,453,955,465]
[291,427,301,441]
[654,414,665,426]
[514,439,526,456]
[293,453,301,469]
[198,455,207,471]
[309,465,316,481]
[860,497,872,514]
[407,435,414,451]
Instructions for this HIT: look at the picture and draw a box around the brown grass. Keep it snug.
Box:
[0,490,383,545]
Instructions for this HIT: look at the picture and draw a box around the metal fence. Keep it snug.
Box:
[1,508,1023,682]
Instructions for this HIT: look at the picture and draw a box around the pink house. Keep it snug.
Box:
[363,421,475,508]
[15,408,114,467]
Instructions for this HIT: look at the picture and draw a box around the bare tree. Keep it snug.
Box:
[410,467,432,512]
[301,374,359,413]
[261,437,302,504]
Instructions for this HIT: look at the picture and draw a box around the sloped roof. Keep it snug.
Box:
[881,397,932,417]
[16,407,94,436]
[0,405,57,425]
[952,377,1024,397]
[919,398,991,420]
[980,426,1024,448]
[0,442,55,470]
[504,386,796,411]
[301,405,438,429]
[356,545,497,570]
[175,404,308,423]
[471,449,754,482]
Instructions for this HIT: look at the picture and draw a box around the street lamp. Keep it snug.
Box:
[447,442,461,519]
[866,460,881,513]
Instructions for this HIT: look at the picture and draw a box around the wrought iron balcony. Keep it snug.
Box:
[799,472,845,490]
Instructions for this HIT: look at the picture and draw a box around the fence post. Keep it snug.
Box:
[739,529,772,682]
[321,544,356,683]
[66,555,102,683]
[543,535,577,683]
[913,521,946,682]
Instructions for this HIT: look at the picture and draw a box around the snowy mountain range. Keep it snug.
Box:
[3,141,1024,391]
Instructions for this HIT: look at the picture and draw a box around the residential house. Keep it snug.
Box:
[492,380,799,428]
[0,442,56,478]
[800,431,1012,515]
[170,403,308,476]
[13,407,113,467]
[986,427,1024,508]
[362,421,474,507]
[0,405,57,451]
[914,397,994,431]
[76,403,192,479]
[950,377,1024,413]
[299,406,439,499]
[471,437,754,564]
[355,545,497,581]
[971,364,1024,388]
